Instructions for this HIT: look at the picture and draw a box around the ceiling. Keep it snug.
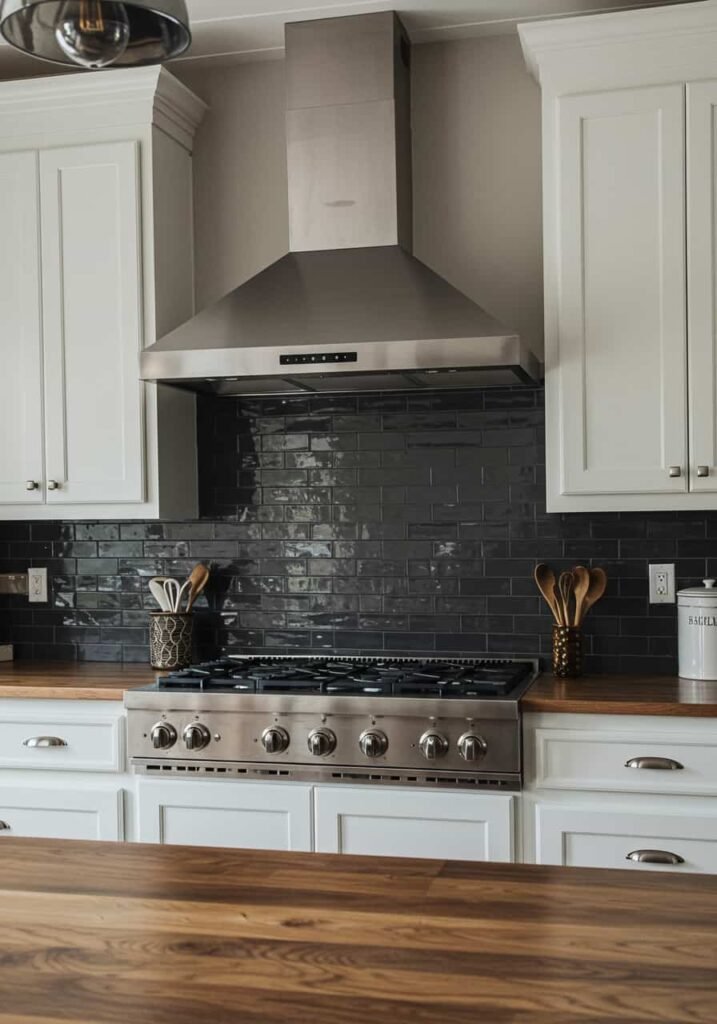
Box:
[0,0,696,77]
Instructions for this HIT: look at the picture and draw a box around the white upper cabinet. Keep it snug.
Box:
[0,69,206,519]
[520,3,717,512]
[0,151,44,505]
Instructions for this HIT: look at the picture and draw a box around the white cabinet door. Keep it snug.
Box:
[688,79,717,493]
[536,804,717,874]
[0,785,123,841]
[0,150,45,505]
[137,779,313,851]
[39,141,145,505]
[549,84,687,508]
[315,786,514,862]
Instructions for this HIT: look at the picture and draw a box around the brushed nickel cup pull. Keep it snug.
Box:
[25,480,39,491]
[0,821,10,832]
[23,736,68,749]
[697,465,710,478]
[626,849,684,865]
[668,466,681,478]
[625,756,684,770]
[47,480,60,491]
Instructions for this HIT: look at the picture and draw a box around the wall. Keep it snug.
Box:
[177,33,545,358]
[0,384,707,675]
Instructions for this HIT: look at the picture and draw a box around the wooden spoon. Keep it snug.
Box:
[534,564,563,625]
[186,563,210,612]
[558,570,576,628]
[581,567,608,621]
[572,565,591,626]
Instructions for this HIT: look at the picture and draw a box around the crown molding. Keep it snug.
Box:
[0,66,206,147]
[520,0,717,83]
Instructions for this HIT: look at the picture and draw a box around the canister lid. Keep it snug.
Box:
[677,579,717,599]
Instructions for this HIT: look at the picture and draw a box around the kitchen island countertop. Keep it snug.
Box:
[0,836,715,1023]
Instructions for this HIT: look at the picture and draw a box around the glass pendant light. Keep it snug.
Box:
[0,0,191,69]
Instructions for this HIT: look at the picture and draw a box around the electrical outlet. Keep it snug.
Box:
[27,567,48,604]
[649,563,675,604]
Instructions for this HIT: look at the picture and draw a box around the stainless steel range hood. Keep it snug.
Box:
[141,12,541,396]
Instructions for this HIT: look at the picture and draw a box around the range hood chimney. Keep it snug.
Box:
[141,12,541,396]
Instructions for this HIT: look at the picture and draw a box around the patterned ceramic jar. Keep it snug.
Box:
[149,613,193,670]
[552,624,582,678]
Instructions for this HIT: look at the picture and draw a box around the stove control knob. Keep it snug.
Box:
[262,727,290,754]
[307,728,336,758]
[359,730,388,759]
[419,731,449,760]
[458,733,487,763]
[150,722,177,750]
[183,723,211,752]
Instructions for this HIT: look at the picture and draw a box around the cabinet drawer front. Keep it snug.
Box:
[0,786,123,841]
[137,779,313,851]
[534,727,717,795]
[0,712,123,772]
[315,786,514,862]
[537,805,717,874]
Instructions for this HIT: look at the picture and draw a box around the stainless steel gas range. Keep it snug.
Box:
[125,656,539,791]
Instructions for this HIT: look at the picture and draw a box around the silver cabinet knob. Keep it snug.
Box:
[457,733,487,763]
[697,465,710,478]
[47,480,60,491]
[183,723,210,751]
[419,731,449,760]
[359,729,388,759]
[26,480,39,491]
[262,726,290,754]
[307,728,336,757]
[668,466,681,478]
[626,849,684,865]
[625,756,684,771]
[23,736,68,749]
[150,723,177,750]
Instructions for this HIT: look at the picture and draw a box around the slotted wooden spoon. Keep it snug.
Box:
[558,570,576,628]
[534,563,563,625]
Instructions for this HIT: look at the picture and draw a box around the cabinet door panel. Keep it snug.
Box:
[137,779,313,851]
[688,80,717,492]
[536,805,717,874]
[555,85,687,498]
[0,785,123,841]
[0,151,44,504]
[315,786,514,862]
[40,141,145,504]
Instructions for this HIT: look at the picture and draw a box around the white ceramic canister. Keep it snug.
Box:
[677,579,717,680]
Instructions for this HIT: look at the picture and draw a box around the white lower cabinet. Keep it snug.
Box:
[535,803,717,874]
[314,785,514,861]
[136,778,313,850]
[0,785,123,841]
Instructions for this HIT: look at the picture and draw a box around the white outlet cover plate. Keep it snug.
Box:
[649,563,676,604]
[27,567,48,604]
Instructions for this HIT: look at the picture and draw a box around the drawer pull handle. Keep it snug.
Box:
[23,736,68,749]
[625,756,684,771]
[626,849,684,865]
[0,821,9,832]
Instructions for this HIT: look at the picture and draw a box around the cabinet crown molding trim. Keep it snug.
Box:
[0,67,206,149]
[519,0,717,85]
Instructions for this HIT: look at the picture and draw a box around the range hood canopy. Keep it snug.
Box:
[141,12,541,396]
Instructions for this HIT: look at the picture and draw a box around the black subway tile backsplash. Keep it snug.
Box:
[0,384,712,674]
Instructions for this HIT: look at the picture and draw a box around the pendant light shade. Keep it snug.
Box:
[0,0,191,68]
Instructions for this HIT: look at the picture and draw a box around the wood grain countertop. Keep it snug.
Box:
[522,674,717,717]
[0,838,715,1023]
[0,661,155,700]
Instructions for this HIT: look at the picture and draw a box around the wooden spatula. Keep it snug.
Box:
[186,563,210,611]
[572,565,591,626]
[581,567,607,621]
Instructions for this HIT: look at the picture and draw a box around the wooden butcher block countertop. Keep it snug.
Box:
[0,837,716,1024]
[0,661,155,700]
[522,674,717,717]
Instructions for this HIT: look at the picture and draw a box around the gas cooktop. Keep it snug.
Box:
[152,656,533,699]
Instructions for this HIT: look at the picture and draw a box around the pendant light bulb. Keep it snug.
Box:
[55,1,130,69]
